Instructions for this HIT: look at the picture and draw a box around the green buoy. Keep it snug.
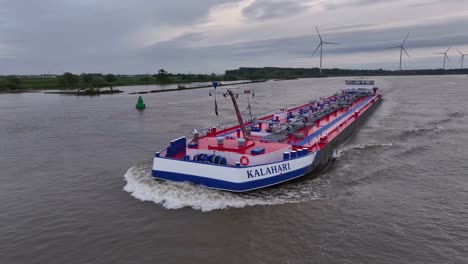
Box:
[136,96,146,109]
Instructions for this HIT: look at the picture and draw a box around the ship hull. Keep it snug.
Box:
[152,96,382,192]
[307,96,383,174]
[153,151,317,192]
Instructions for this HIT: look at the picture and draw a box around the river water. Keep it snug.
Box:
[1,76,467,264]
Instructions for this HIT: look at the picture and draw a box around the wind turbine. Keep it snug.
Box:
[312,26,339,75]
[457,49,467,68]
[389,32,410,71]
[434,46,451,70]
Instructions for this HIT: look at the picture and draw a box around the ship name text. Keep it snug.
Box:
[246,163,291,178]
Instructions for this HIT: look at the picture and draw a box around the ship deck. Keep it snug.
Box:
[188,94,380,157]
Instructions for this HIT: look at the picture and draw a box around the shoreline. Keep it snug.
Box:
[1,80,268,96]
[0,80,266,95]
[127,80,267,95]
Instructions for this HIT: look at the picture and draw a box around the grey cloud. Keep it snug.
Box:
[0,0,240,73]
[242,0,312,21]
[408,0,466,7]
[1,0,467,74]
[229,16,468,57]
[137,16,468,73]
[324,0,400,10]
[0,0,238,52]
[325,24,375,32]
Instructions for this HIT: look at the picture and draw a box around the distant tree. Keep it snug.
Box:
[57,72,80,89]
[105,74,117,91]
[81,73,94,87]
[92,77,106,91]
[105,74,117,83]
[0,76,21,90]
[156,68,169,82]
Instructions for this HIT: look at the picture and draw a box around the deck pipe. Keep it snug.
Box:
[291,151,297,159]
[297,149,303,156]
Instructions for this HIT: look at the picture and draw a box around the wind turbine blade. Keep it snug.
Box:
[402,32,410,46]
[402,47,410,57]
[315,26,322,42]
[323,42,339,45]
[434,52,445,54]
[445,54,450,62]
[457,49,463,55]
[446,45,452,53]
[387,45,401,49]
[312,43,321,56]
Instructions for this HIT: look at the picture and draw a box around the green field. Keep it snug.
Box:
[0,73,229,91]
[2,67,468,92]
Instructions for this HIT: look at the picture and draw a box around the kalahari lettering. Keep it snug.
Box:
[246,163,291,178]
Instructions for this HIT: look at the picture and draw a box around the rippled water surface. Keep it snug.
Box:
[1,76,467,263]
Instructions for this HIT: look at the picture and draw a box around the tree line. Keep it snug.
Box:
[0,69,227,91]
[57,72,118,89]
[3,67,468,91]
[0,76,22,90]
[224,67,468,79]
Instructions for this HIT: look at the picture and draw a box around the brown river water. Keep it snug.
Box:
[1,76,467,263]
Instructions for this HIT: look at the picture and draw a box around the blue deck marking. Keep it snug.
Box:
[205,95,374,145]
[297,96,374,146]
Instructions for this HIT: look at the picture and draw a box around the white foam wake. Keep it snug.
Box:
[348,142,394,150]
[335,142,394,158]
[123,163,323,212]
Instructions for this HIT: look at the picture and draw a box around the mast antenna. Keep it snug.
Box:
[209,87,255,139]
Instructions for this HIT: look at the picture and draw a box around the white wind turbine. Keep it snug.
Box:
[434,46,451,70]
[457,49,467,69]
[312,26,339,75]
[389,32,410,71]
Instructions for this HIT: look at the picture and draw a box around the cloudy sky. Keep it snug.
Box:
[1,0,468,74]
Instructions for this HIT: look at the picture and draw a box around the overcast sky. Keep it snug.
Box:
[1,0,468,74]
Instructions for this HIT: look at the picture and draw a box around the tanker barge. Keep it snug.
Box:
[152,79,382,192]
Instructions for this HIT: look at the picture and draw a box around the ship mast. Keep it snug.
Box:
[247,96,253,123]
[227,89,249,139]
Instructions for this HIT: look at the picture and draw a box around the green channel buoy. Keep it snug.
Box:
[136,96,146,109]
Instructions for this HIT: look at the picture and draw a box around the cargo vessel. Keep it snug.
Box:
[152,80,382,192]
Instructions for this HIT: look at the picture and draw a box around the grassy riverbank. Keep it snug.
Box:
[2,67,467,92]
[0,74,230,91]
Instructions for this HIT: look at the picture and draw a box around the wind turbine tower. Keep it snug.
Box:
[389,32,410,71]
[457,49,467,69]
[434,46,451,70]
[312,26,339,75]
